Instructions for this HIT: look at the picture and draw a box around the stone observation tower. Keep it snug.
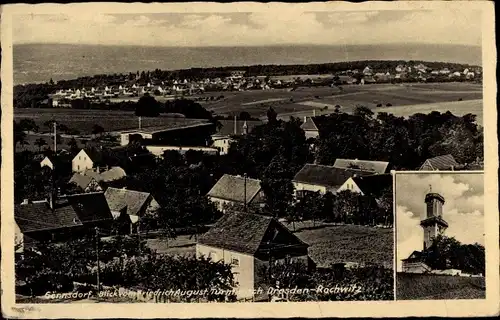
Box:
[420,185,448,250]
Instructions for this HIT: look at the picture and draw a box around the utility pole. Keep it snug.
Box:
[137,219,141,254]
[95,227,101,293]
[243,173,247,212]
[53,121,57,154]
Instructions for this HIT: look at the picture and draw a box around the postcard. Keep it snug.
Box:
[1,1,498,318]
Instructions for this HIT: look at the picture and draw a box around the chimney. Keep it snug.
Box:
[138,116,142,130]
[304,116,307,123]
[313,109,316,117]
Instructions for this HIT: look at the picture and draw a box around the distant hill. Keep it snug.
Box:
[396,273,485,300]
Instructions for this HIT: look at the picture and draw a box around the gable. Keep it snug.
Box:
[259,220,306,249]
[73,149,93,164]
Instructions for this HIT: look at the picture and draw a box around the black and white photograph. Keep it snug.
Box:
[1,1,497,318]
[395,172,485,300]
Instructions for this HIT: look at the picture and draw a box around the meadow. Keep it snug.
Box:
[283,221,393,269]
[396,273,485,300]
[200,82,482,119]
[14,109,205,135]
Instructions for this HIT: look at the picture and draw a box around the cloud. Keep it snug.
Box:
[396,205,421,271]
[12,10,482,47]
[327,11,380,24]
[395,173,484,271]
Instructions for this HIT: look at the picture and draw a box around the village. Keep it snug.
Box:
[14,94,484,302]
[39,62,482,108]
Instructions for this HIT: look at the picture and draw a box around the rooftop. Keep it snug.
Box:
[104,187,153,217]
[351,174,393,197]
[207,174,263,204]
[420,154,459,171]
[198,212,306,255]
[293,164,374,189]
[333,158,390,174]
[120,120,212,135]
[15,193,112,233]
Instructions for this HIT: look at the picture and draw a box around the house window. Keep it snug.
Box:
[77,165,80,170]
[79,156,81,160]
[231,256,240,267]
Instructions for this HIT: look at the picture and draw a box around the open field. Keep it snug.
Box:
[283,221,393,269]
[146,235,196,256]
[15,109,206,135]
[200,82,482,119]
[14,83,482,139]
[375,99,483,125]
[278,99,484,125]
[396,273,485,300]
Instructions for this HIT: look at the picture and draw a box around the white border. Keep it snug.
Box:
[2,1,498,318]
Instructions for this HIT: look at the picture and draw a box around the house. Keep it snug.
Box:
[104,187,160,234]
[69,173,103,192]
[39,153,73,172]
[197,212,310,301]
[374,73,390,82]
[335,75,356,85]
[292,164,373,197]
[333,158,390,174]
[301,116,319,140]
[362,66,373,76]
[15,192,113,250]
[395,64,407,73]
[40,156,54,169]
[419,154,459,171]
[119,121,215,147]
[206,174,265,212]
[145,145,219,157]
[401,251,431,273]
[82,166,127,183]
[72,148,103,173]
[211,119,260,154]
[98,166,127,182]
[211,135,235,155]
[337,173,392,197]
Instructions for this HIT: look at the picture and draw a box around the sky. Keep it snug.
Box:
[396,173,484,272]
[12,8,482,47]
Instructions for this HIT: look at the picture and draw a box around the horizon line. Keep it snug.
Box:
[13,42,482,48]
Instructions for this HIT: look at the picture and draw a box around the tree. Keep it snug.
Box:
[68,138,79,153]
[261,155,295,218]
[239,111,251,121]
[14,121,27,147]
[34,138,47,152]
[44,119,57,132]
[92,124,105,137]
[135,93,160,117]
[19,119,39,133]
[266,106,278,124]
[424,235,485,275]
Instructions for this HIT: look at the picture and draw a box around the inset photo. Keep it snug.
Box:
[395,172,485,300]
